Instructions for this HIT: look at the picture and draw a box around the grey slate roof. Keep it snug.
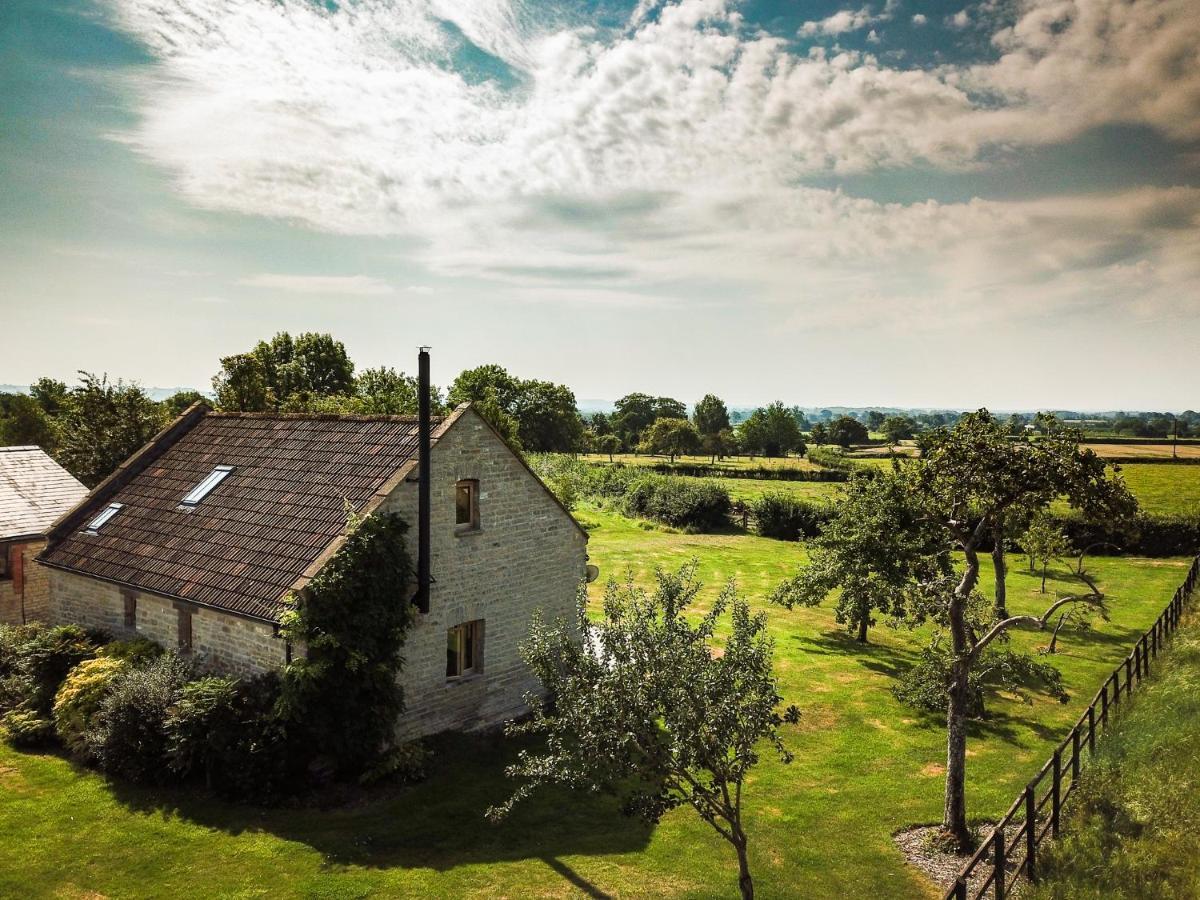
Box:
[0,446,89,540]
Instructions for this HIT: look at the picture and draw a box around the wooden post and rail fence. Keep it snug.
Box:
[942,554,1200,900]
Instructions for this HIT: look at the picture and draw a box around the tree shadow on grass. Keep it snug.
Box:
[792,628,923,681]
[102,730,651,887]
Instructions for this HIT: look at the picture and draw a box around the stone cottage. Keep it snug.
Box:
[38,391,588,739]
[1,446,88,626]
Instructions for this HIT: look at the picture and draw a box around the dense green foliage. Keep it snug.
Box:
[89,652,196,784]
[52,656,130,759]
[748,491,833,540]
[278,511,415,777]
[739,401,806,457]
[448,363,583,451]
[491,563,799,900]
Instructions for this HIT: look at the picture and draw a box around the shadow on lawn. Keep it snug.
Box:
[103,731,651,889]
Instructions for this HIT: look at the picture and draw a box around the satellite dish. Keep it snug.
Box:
[586,564,600,583]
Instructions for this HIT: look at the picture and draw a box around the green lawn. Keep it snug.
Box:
[0,507,1193,899]
[1116,463,1200,516]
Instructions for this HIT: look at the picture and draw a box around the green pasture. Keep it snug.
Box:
[1,500,1192,899]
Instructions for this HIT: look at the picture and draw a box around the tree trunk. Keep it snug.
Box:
[732,827,754,900]
[943,547,979,851]
[992,516,1007,620]
[1047,612,1067,654]
[1041,563,1048,593]
[856,616,869,643]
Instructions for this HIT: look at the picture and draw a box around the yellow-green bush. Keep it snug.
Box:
[53,656,129,759]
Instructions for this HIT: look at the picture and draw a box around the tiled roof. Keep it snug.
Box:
[0,446,88,540]
[40,411,442,622]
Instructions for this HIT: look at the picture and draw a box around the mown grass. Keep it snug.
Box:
[582,452,822,471]
[1,502,1191,899]
[1030,611,1200,899]
[1116,464,1200,517]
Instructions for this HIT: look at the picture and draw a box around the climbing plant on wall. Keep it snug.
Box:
[278,510,415,776]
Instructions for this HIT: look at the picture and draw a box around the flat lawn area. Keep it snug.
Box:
[0,506,1192,899]
[1115,463,1200,516]
[719,478,844,505]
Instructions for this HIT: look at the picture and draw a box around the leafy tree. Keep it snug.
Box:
[512,380,584,452]
[771,469,947,642]
[828,416,868,448]
[910,410,1136,849]
[353,366,443,415]
[882,415,915,445]
[692,394,731,436]
[612,393,686,448]
[703,428,739,462]
[809,422,829,445]
[162,390,207,419]
[639,418,701,462]
[447,364,522,411]
[29,378,69,417]
[866,411,885,432]
[489,564,800,900]
[56,374,166,486]
[587,411,613,436]
[0,393,56,449]
[1020,512,1072,593]
[598,433,621,462]
[212,352,271,412]
[740,402,804,457]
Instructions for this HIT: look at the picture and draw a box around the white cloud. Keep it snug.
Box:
[947,9,970,28]
[104,0,1200,331]
[911,13,927,25]
[237,274,395,295]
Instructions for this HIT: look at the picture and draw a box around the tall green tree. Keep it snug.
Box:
[489,564,800,900]
[29,378,69,417]
[911,411,1136,849]
[639,418,702,462]
[828,416,868,448]
[512,380,584,452]
[771,469,947,642]
[0,393,56,449]
[212,332,355,411]
[882,415,915,445]
[212,352,271,412]
[739,402,804,457]
[692,394,731,436]
[56,373,166,486]
[866,411,885,431]
[162,390,207,418]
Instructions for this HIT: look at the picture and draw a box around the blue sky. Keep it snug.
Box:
[1,0,1198,408]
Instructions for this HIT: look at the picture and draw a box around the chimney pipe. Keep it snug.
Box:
[416,347,431,614]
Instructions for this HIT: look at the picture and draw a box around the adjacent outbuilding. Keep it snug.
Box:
[0,446,89,625]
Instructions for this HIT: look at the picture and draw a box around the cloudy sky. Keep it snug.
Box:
[2,0,1198,408]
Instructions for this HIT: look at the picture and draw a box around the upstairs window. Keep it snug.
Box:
[181,465,234,507]
[85,503,123,535]
[455,479,479,530]
[446,620,483,679]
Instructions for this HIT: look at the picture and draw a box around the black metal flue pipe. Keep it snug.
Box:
[416,347,431,614]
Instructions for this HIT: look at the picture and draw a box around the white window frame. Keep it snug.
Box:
[181,465,235,507]
[85,503,123,534]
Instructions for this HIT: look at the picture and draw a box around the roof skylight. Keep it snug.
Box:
[181,465,235,507]
[85,503,123,534]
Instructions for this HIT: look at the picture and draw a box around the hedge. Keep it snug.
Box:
[750,492,836,541]
[621,474,732,531]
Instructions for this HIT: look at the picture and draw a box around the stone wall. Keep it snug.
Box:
[0,539,51,626]
[382,406,588,739]
[48,569,285,676]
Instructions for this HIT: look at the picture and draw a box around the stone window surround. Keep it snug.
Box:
[446,619,484,681]
[455,478,481,534]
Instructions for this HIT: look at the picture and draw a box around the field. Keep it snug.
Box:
[1,499,1193,899]
[1115,463,1200,516]
[583,452,822,471]
[1083,442,1200,460]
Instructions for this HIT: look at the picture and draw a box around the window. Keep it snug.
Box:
[0,544,10,582]
[181,465,234,507]
[122,591,137,629]
[85,503,123,534]
[446,620,483,679]
[177,607,193,652]
[455,479,479,530]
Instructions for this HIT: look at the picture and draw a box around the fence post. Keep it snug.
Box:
[1087,704,1096,754]
[1051,748,1062,839]
[954,876,967,900]
[1072,728,1081,783]
[1125,655,1133,693]
[1025,784,1037,884]
[1113,668,1120,706]
[1101,679,1110,725]
[994,825,1006,900]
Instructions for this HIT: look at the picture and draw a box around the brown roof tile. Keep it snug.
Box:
[40,411,441,622]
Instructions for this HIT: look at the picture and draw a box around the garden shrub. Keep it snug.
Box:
[621,474,731,531]
[52,656,130,759]
[750,492,834,540]
[0,623,98,718]
[88,651,195,784]
[1,708,54,748]
[361,739,431,786]
[99,637,163,667]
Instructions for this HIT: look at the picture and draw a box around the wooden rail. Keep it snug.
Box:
[942,554,1200,900]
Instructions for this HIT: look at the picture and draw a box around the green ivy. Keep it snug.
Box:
[277,511,415,777]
